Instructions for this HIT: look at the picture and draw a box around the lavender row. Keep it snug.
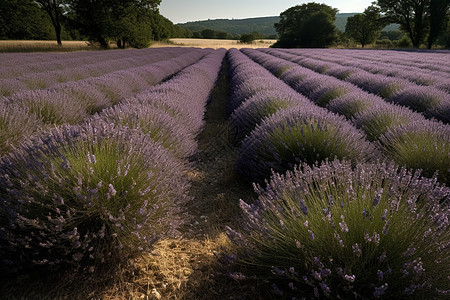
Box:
[0,48,210,156]
[0,48,204,97]
[293,48,450,74]
[225,49,450,298]
[280,48,450,92]
[227,49,378,184]
[242,49,449,184]
[0,46,167,72]
[260,48,450,123]
[0,48,226,276]
[0,49,172,94]
[93,48,227,157]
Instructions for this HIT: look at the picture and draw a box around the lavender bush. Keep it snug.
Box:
[230,90,309,144]
[306,79,354,107]
[7,89,88,125]
[226,160,449,298]
[327,91,385,119]
[93,103,197,158]
[0,102,44,156]
[379,121,450,184]
[0,121,190,275]
[388,86,450,123]
[237,106,378,183]
[0,79,27,97]
[344,71,407,99]
[59,82,111,115]
[353,104,427,141]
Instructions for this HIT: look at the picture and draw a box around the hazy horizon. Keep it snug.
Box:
[159,0,373,24]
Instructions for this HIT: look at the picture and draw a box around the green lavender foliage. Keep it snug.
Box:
[0,102,44,156]
[0,122,189,275]
[379,121,450,185]
[237,106,378,184]
[226,160,449,299]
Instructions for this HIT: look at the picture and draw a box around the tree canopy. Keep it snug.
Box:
[0,0,54,40]
[0,0,191,48]
[376,0,450,48]
[273,2,338,48]
[345,5,386,48]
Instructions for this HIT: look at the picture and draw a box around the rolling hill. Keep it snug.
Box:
[178,14,400,36]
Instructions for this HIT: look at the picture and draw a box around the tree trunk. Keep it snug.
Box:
[55,24,62,46]
[412,3,425,48]
[39,0,63,46]
[427,0,450,49]
[98,38,109,49]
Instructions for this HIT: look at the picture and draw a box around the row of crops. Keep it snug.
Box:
[1,47,449,298]
[224,49,449,298]
[0,47,226,274]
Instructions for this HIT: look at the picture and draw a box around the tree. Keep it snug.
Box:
[377,0,430,47]
[70,0,161,48]
[0,0,54,40]
[377,0,450,48]
[345,5,386,47]
[34,1,66,45]
[114,7,153,48]
[273,2,338,48]
[149,12,173,41]
[427,0,450,48]
[239,33,256,44]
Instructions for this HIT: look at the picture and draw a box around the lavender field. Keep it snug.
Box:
[0,47,449,299]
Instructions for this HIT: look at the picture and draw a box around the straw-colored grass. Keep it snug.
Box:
[0,40,109,52]
[0,38,276,52]
[153,38,277,49]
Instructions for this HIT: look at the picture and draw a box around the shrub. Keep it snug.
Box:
[0,79,27,97]
[379,121,450,184]
[388,86,450,123]
[229,77,291,113]
[237,106,378,184]
[327,91,385,119]
[87,75,135,105]
[8,89,87,125]
[309,81,354,107]
[226,160,449,299]
[325,66,357,80]
[60,82,111,115]
[239,34,256,44]
[21,72,55,90]
[230,91,309,144]
[345,71,407,98]
[397,35,412,48]
[0,122,190,275]
[353,104,426,141]
[94,103,197,158]
[0,102,44,156]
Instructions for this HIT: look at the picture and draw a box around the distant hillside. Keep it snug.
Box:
[178,16,280,36]
[178,14,399,36]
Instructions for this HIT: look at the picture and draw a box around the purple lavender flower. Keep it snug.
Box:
[379,120,450,184]
[237,105,378,183]
[0,121,190,274]
[225,158,449,298]
[388,85,450,123]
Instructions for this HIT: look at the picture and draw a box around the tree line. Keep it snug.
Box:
[0,0,191,48]
[273,0,450,49]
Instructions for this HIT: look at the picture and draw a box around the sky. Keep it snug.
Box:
[159,0,374,24]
